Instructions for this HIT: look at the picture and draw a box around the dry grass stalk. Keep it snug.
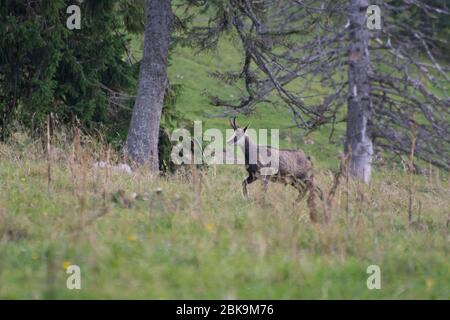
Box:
[46,113,53,193]
[345,147,351,220]
[103,145,111,207]
[446,213,450,229]
[191,157,202,218]
[306,179,320,223]
[408,123,417,225]
[324,154,347,223]
[70,127,88,231]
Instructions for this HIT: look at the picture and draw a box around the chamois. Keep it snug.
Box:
[227,117,323,221]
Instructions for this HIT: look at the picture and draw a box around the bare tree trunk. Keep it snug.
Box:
[125,0,172,170]
[345,0,373,183]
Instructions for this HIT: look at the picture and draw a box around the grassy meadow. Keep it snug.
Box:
[0,132,449,299]
[0,33,448,300]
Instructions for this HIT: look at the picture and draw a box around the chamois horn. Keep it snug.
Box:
[229,117,237,130]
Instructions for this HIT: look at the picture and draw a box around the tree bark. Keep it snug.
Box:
[345,0,373,183]
[125,0,172,170]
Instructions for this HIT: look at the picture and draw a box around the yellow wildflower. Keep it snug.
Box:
[128,235,138,242]
[63,261,71,270]
[426,277,434,291]
[205,223,215,233]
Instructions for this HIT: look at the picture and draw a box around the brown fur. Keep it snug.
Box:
[229,118,323,222]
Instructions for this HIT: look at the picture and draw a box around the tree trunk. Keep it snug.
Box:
[345,0,373,183]
[125,0,172,170]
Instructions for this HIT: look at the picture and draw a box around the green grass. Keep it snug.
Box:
[129,33,346,170]
[0,140,448,299]
[0,26,448,300]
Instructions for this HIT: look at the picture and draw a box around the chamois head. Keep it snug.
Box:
[227,117,249,146]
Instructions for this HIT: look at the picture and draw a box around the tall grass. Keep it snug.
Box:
[0,130,448,299]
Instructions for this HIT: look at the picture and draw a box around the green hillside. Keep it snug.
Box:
[130,34,345,169]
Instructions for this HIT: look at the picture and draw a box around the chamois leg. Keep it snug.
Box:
[289,176,307,204]
[262,176,269,193]
[294,180,308,203]
[242,175,257,199]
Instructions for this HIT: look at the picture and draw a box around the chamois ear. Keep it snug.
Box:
[243,122,250,132]
[229,117,237,130]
